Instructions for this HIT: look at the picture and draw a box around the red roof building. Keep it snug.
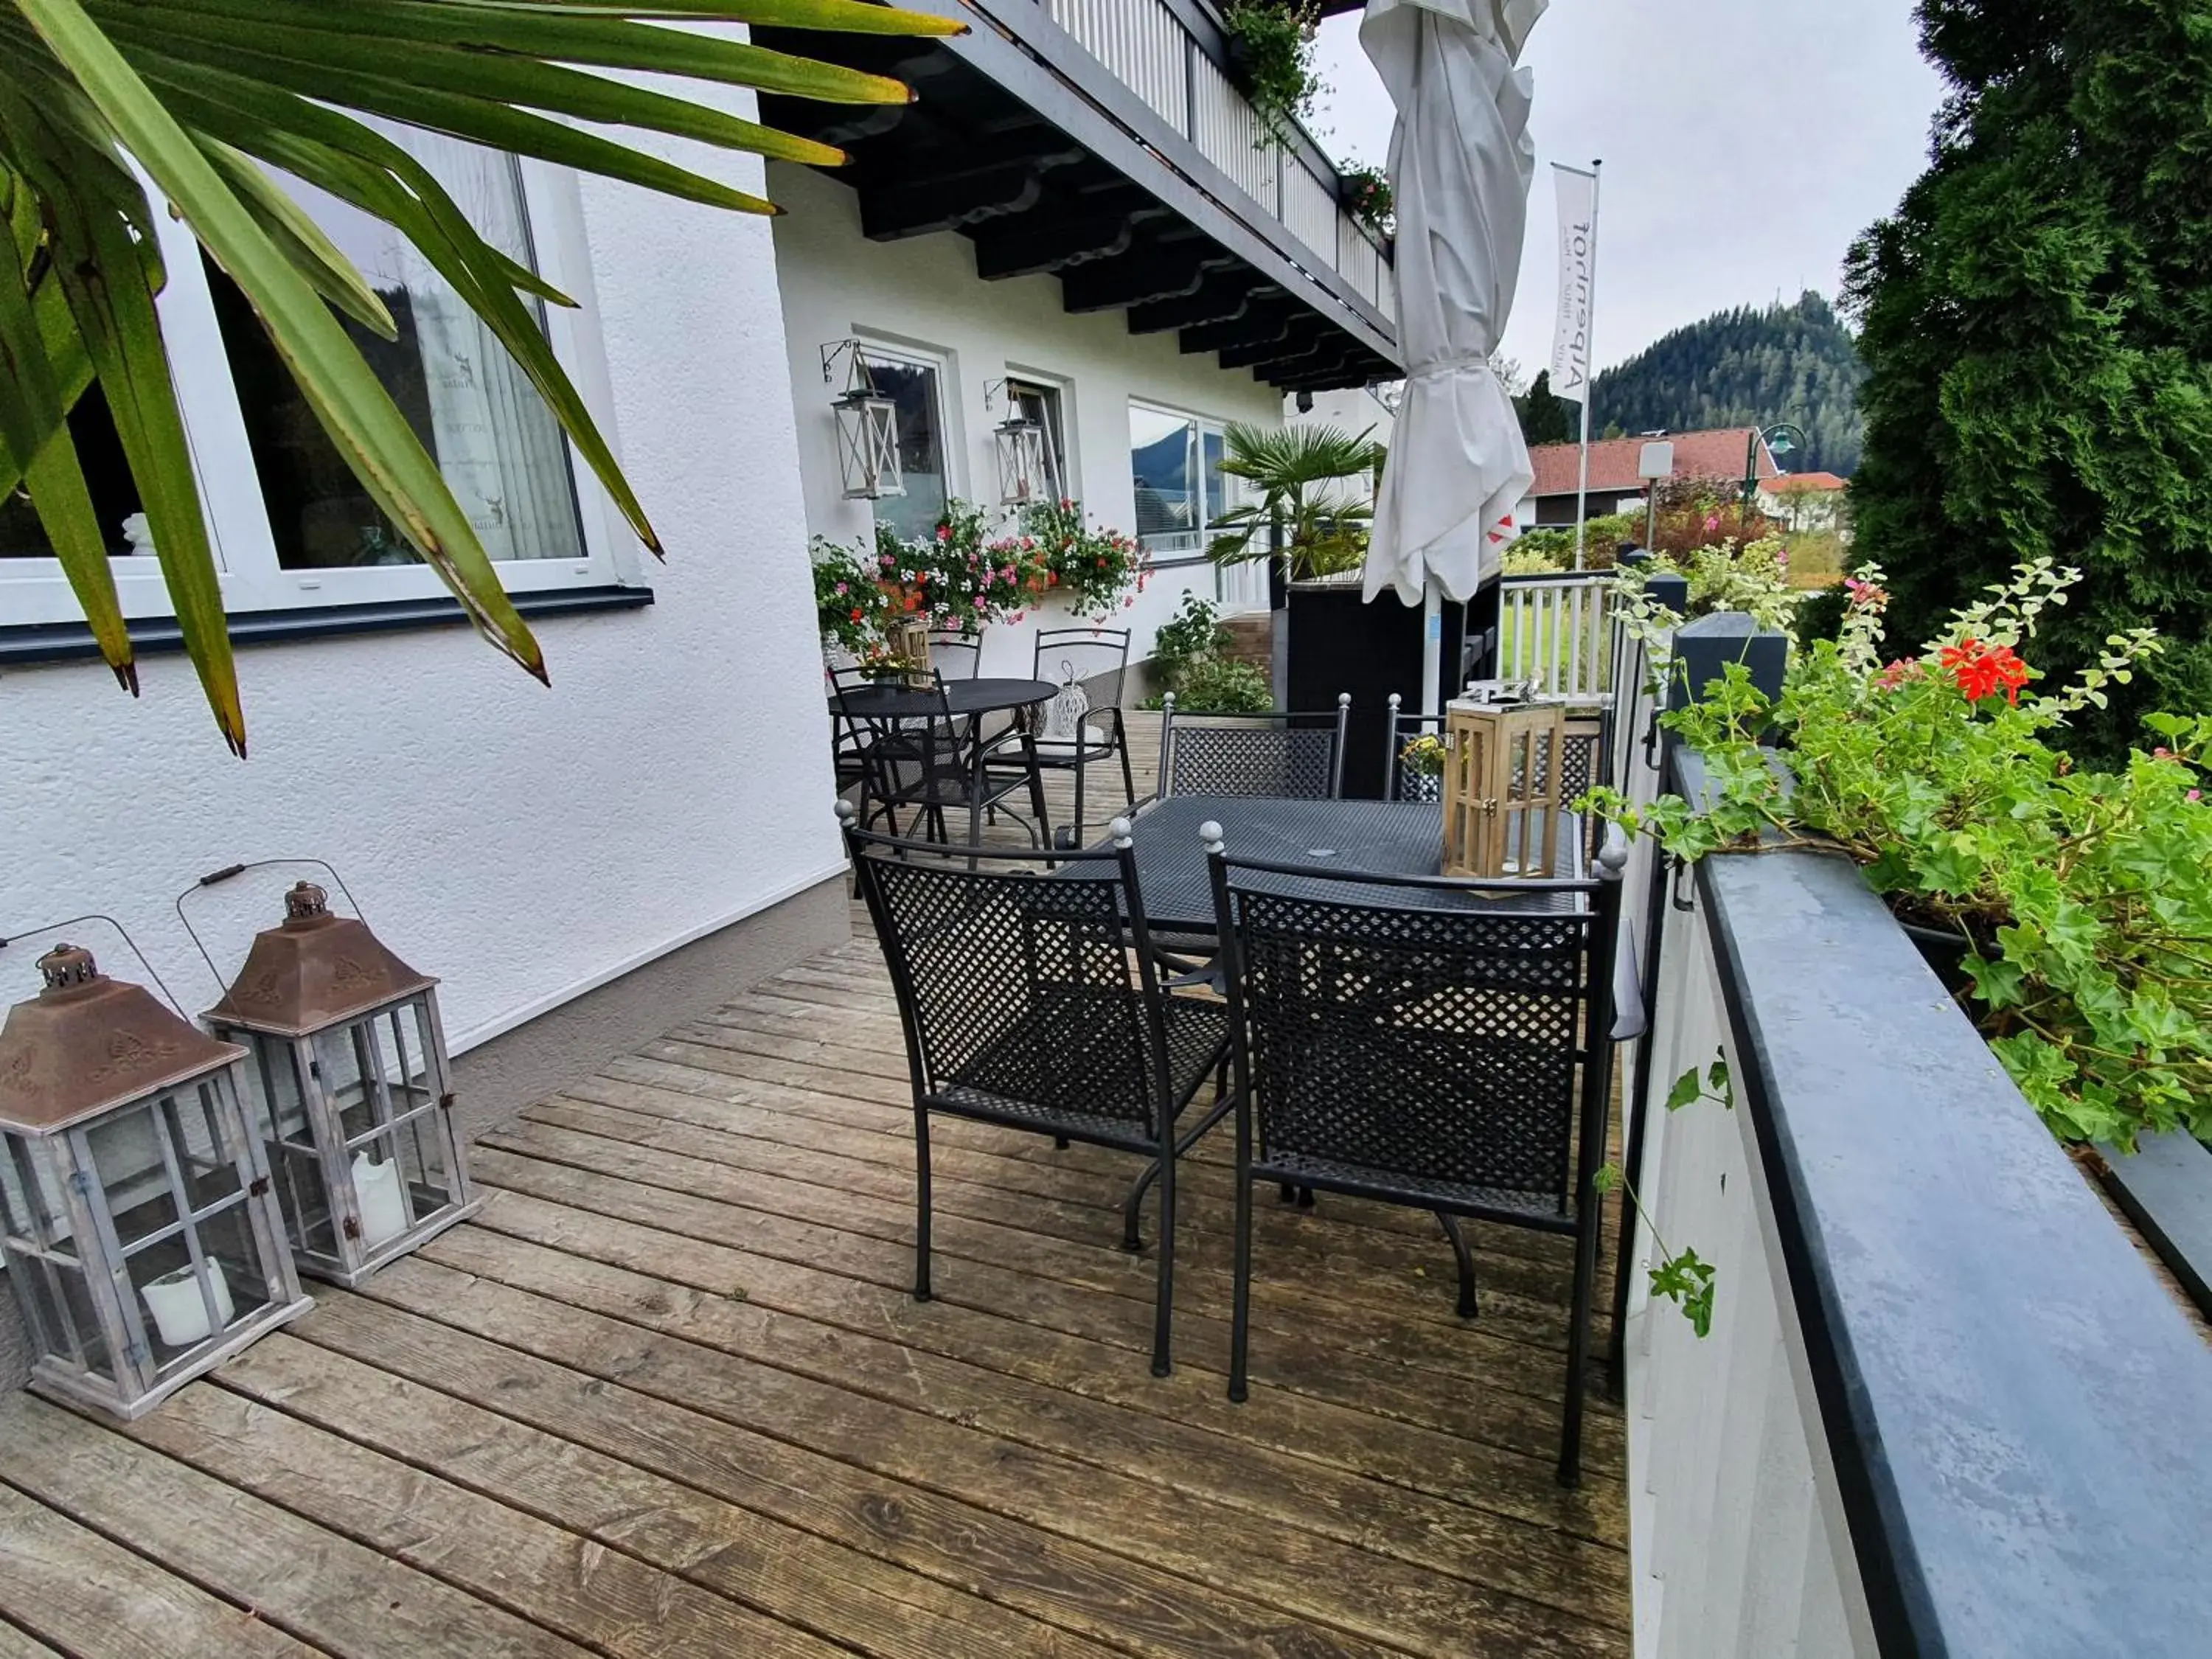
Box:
[1520,428,1781,526]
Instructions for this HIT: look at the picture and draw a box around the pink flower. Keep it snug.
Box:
[833,582,848,596]
[879,553,894,566]
[1875,657,1924,692]
[2192,790,2205,804]
[936,526,951,542]
[973,595,987,610]
[1703,513,1721,535]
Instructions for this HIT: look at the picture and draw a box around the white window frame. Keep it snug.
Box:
[1128,398,1245,565]
[0,159,639,632]
[853,335,959,542]
[1001,364,1077,506]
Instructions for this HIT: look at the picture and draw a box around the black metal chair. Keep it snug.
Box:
[1160,692,1352,800]
[1204,824,1627,1485]
[926,630,982,681]
[841,805,1232,1375]
[1029,626,1137,846]
[831,667,1048,849]
[1383,692,1446,802]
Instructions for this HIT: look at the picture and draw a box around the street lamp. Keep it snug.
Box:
[1742,422,1807,523]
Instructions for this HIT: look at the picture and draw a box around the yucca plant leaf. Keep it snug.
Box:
[201,139,398,340]
[2,0,957,746]
[104,29,782,215]
[87,0,927,106]
[17,0,546,682]
[0,191,136,693]
[49,173,248,748]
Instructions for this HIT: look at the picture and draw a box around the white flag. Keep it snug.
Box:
[1549,164,1599,403]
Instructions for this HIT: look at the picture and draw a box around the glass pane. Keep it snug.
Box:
[865,354,946,544]
[164,1088,243,1211]
[239,1035,315,1147]
[386,1004,438,1119]
[54,1259,112,1380]
[350,1130,417,1249]
[316,1019,392,1143]
[1201,427,1228,530]
[1131,406,1199,554]
[206,126,585,568]
[402,1109,455,1220]
[0,387,145,560]
[0,1139,64,1248]
[1012,383,1067,502]
[129,1203,271,1361]
[85,1111,178,1250]
[275,1141,338,1261]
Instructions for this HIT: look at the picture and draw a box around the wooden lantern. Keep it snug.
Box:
[884,617,934,688]
[1442,698,1568,879]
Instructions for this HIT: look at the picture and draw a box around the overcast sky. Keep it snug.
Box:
[1309,0,1949,381]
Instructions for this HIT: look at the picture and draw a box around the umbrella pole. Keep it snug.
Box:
[1422,583,1444,717]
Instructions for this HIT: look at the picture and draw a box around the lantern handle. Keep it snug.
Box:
[172,858,372,995]
[0,912,192,1016]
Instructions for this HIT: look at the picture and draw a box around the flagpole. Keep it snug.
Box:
[1572,159,1602,572]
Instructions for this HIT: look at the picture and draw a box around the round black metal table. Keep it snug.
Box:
[832,677,1055,720]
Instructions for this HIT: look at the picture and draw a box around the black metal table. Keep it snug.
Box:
[1109,795,1586,936]
[832,677,1055,721]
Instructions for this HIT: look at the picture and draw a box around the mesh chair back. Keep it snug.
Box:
[830,668,957,807]
[1215,868,1607,1212]
[1163,697,1350,799]
[1034,627,1132,709]
[927,633,982,681]
[1384,695,1445,802]
[852,841,1169,1133]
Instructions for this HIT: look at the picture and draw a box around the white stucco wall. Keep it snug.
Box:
[0,145,840,1054]
[768,161,1284,676]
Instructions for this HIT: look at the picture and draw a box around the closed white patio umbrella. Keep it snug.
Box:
[1360,0,1545,706]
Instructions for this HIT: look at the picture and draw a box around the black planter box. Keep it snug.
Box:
[1284,578,1475,799]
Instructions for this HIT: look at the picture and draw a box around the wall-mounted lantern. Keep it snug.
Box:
[823,339,903,501]
[198,880,478,1288]
[987,380,1051,507]
[0,940,310,1420]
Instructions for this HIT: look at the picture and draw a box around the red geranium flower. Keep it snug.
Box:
[1938,637,2031,705]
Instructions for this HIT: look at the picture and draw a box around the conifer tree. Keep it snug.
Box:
[1847,0,2212,756]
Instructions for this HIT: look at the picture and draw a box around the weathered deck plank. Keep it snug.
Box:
[0,811,1631,1658]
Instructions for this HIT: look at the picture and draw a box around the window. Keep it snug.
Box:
[208,136,584,571]
[1004,376,1069,504]
[1130,403,1241,558]
[1,125,622,633]
[860,346,950,544]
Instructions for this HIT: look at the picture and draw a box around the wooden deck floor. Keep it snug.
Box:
[0,716,1630,1659]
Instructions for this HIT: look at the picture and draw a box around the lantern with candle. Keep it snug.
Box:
[0,940,310,1419]
[1441,690,1568,880]
[198,879,478,1287]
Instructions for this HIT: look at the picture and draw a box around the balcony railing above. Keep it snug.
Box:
[1042,0,1396,324]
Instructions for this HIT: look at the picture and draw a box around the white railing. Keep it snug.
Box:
[1042,0,1392,319]
[1500,572,1613,702]
[1213,555,1270,613]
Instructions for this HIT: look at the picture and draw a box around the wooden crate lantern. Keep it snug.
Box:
[884,617,934,687]
[1443,698,1568,879]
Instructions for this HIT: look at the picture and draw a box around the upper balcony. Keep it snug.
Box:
[755,0,1400,392]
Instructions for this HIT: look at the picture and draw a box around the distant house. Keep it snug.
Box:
[1759,471,1851,535]
[1516,427,1781,529]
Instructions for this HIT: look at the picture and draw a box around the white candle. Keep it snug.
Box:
[141,1260,234,1348]
[352,1152,410,1248]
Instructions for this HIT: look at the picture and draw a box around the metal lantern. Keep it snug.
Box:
[203,883,478,1287]
[824,339,903,501]
[0,943,310,1419]
[1442,695,1568,880]
[995,410,1051,507]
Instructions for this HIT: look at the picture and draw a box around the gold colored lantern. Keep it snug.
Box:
[0,943,310,1419]
[203,883,478,1288]
[1442,697,1568,880]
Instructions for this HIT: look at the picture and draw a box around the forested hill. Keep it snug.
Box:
[1592,292,1866,475]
